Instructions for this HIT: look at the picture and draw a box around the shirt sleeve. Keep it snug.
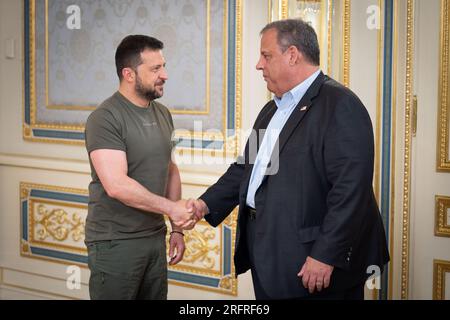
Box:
[160,104,176,152]
[85,108,126,154]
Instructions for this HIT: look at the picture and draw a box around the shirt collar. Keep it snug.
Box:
[274,69,321,111]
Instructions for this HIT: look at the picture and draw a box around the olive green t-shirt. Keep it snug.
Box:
[84,91,174,242]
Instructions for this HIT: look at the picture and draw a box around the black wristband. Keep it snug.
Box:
[170,230,184,237]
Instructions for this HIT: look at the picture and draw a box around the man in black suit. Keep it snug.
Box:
[189,19,389,300]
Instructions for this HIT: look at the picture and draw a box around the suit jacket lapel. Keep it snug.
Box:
[242,72,326,200]
[277,72,325,155]
[244,103,277,167]
[241,102,277,199]
[261,72,326,180]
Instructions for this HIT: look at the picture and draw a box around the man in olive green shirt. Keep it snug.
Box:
[84,35,195,300]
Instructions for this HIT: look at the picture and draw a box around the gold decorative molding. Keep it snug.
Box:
[388,0,399,301]
[281,0,288,18]
[433,259,450,300]
[401,0,415,300]
[435,195,450,237]
[20,182,89,261]
[235,0,243,157]
[182,227,220,270]
[327,0,333,76]
[20,182,89,199]
[21,239,31,255]
[219,276,233,290]
[438,0,450,172]
[28,200,88,253]
[342,0,351,87]
[268,0,273,21]
[35,204,85,242]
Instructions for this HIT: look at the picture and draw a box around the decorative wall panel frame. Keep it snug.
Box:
[20,182,89,266]
[435,195,450,237]
[438,0,450,172]
[20,182,238,295]
[433,259,450,300]
[23,0,242,158]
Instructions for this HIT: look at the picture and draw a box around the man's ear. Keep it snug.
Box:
[288,45,301,66]
[121,67,135,82]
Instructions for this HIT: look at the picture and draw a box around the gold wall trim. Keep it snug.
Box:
[234,0,243,156]
[401,0,414,300]
[388,0,399,301]
[268,0,273,21]
[222,0,229,156]
[433,259,450,300]
[435,195,450,237]
[437,0,450,171]
[281,0,288,18]
[327,0,333,75]
[342,0,351,87]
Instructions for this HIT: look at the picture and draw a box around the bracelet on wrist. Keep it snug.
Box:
[170,230,184,237]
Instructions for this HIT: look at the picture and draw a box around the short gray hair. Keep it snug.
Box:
[261,19,320,66]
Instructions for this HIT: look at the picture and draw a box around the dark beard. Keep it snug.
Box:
[135,76,163,101]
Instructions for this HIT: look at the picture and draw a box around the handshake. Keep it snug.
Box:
[168,199,209,230]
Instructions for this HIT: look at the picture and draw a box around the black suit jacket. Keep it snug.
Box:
[200,72,390,299]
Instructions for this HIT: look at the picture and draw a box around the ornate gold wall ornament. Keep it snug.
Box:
[35,205,85,242]
[435,195,450,237]
[342,0,351,87]
[182,228,220,269]
[20,182,89,266]
[433,259,450,299]
[21,239,31,254]
[21,186,30,200]
[219,276,232,290]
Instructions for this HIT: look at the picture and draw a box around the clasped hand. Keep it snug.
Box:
[169,199,208,230]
